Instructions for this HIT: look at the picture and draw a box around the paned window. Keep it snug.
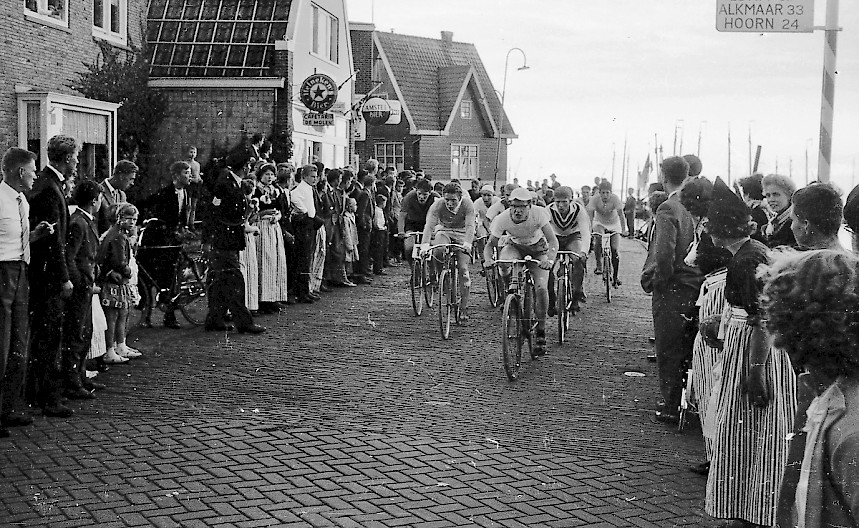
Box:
[460,100,472,120]
[25,0,68,26]
[451,144,479,181]
[374,143,404,173]
[311,4,339,64]
[93,0,127,45]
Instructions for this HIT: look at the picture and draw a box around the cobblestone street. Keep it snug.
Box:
[1,239,718,527]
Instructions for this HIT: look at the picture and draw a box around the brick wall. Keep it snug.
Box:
[349,27,374,96]
[149,88,276,193]
[0,0,147,151]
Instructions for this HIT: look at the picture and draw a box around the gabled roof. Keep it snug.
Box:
[147,0,291,78]
[375,31,515,137]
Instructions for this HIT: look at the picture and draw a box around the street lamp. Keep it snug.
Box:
[493,47,529,190]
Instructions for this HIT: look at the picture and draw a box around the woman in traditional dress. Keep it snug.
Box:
[705,177,797,528]
[239,178,259,312]
[255,164,289,313]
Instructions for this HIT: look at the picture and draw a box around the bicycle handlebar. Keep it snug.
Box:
[492,256,537,266]
[423,243,471,253]
[397,231,423,239]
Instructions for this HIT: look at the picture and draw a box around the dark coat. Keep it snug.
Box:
[96,226,132,284]
[138,183,189,245]
[65,208,99,288]
[28,166,70,293]
[641,194,703,294]
[208,169,247,251]
[352,185,375,232]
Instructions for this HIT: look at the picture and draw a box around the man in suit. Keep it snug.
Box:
[0,148,53,436]
[290,164,321,303]
[62,181,103,400]
[248,133,265,161]
[640,156,703,423]
[137,161,192,329]
[203,150,264,334]
[28,135,77,417]
[97,160,138,234]
[350,171,376,284]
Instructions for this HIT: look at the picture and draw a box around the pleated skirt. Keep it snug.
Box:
[256,221,289,302]
[692,271,727,460]
[240,232,259,311]
[705,308,797,526]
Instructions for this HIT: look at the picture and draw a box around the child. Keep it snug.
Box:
[96,203,140,364]
[371,194,388,275]
[343,198,359,281]
[239,178,260,312]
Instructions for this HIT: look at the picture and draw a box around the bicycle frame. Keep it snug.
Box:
[593,230,620,302]
[555,250,586,343]
[424,242,469,339]
[494,256,539,380]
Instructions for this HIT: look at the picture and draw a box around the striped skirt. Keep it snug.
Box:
[705,307,797,526]
[240,232,259,311]
[692,269,727,460]
[309,225,326,293]
[256,220,289,302]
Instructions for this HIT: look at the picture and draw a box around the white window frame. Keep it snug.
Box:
[92,0,128,46]
[311,3,339,64]
[374,142,404,173]
[24,0,69,29]
[451,144,479,181]
[460,100,472,120]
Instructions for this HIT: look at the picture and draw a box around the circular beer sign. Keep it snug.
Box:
[299,74,338,113]
[362,97,392,125]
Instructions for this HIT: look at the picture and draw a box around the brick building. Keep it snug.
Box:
[146,0,355,181]
[349,24,516,187]
[1,0,147,178]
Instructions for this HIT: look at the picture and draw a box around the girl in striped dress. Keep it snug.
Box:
[239,179,259,312]
[254,164,289,313]
[704,177,796,528]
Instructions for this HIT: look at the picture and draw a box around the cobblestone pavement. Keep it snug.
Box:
[1,238,720,527]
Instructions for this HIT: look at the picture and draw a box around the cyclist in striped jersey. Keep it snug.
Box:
[547,186,590,317]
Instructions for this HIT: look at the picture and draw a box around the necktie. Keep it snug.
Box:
[17,195,29,264]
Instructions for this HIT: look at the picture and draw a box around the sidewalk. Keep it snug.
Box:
[0,238,718,527]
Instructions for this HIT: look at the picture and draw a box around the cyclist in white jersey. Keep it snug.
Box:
[547,186,590,316]
[587,179,626,285]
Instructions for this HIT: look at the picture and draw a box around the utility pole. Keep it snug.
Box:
[611,143,616,187]
[817,0,840,183]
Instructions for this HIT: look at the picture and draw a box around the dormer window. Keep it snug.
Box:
[460,100,472,120]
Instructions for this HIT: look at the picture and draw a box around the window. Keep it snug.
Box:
[311,4,339,64]
[460,100,472,120]
[374,143,404,173]
[25,0,68,27]
[451,144,479,181]
[93,0,127,45]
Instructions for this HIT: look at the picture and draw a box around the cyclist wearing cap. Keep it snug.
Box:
[587,179,626,285]
[547,186,590,316]
[398,179,438,260]
[485,183,518,224]
[474,185,500,267]
[420,182,476,319]
[484,187,559,356]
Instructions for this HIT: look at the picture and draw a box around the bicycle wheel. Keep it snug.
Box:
[451,269,461,325]
[523,279,535,359]
[556,271,567,344]
[603,254,612,303]
[485,265,499,308]
[410,259,424,316]
[501,294,523,381]
[176,254,208,326]
[437,269,454,339]
[423,260,436,308]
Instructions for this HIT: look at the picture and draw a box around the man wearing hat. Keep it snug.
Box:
[484,187,559,356]
[641,156,702,423]
[474,185,500,269]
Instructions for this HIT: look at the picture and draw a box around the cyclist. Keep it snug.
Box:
[484,187,559,356]
[474,184,500,266]
[547,186,590,317]
[485,183,518,224]
[397,179,438,260]
[420,183,476,320]
[587,179,626,286]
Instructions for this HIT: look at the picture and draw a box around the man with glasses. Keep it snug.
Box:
[484,187,559,356]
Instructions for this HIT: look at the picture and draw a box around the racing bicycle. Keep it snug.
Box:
[555,250,587,343]
[494,256,540,381]
[593,230,621,302]
[399,231,430,316]
[424,242,470,339]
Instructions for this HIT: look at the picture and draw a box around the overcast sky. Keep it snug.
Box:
[347,0,858,192]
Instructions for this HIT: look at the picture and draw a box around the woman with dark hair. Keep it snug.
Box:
[680,177,733,477]
[764,250,859,527]
[737,174,768,244]
[704,177,796,528]
[254,163,289,313]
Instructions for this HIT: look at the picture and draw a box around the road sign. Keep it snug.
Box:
[303,112,335,127]
[716,0,814,33]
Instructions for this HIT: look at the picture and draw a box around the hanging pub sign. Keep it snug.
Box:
[361,97,392,125]
[299,73,338,113]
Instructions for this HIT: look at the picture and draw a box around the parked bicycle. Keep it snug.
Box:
[554,250,587,343]
[129,218,208,332]
[593,230,621,302]
[494,256,540,381]
[423,242,470,340]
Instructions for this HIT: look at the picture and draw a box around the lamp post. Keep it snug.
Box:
[493,47,528,190]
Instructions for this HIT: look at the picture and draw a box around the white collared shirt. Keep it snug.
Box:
[176,186,186,211]
[103,178,119,202]
[290,180,316,218]
[0,181,28,262]
[46,164,66,182]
